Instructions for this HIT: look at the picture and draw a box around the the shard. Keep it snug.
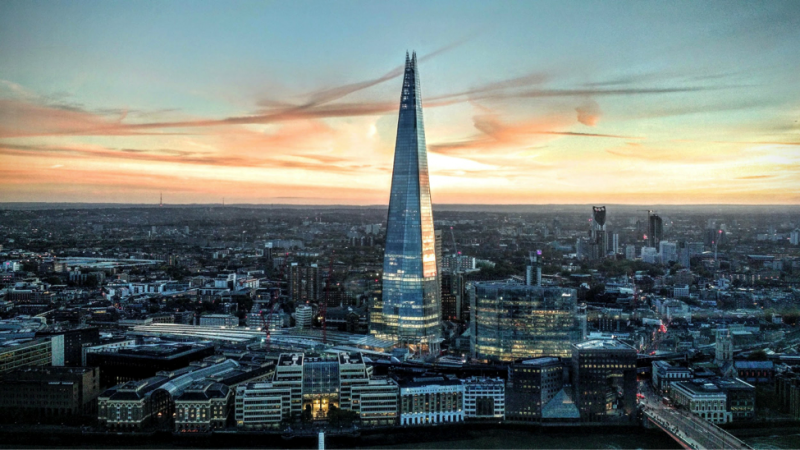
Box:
[372,52,441,355]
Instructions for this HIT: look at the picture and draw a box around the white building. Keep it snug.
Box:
[625,245,636,260]
[673,285,690,299]
[295,305,313,330]
[659,241,678,264]
[398,375,464,425]
[462,377,505,420]
[670,381,732,424]
[641,247,659,264]
[791,229,800,246]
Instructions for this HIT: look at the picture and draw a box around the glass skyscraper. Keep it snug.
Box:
[470,283,580,362]
[372,52,441,354]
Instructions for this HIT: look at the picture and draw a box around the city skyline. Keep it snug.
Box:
[1,1,799,205]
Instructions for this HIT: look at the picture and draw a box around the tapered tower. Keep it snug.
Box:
[372,52,441,355]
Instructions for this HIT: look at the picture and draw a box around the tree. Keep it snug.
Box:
[747,350,768,361]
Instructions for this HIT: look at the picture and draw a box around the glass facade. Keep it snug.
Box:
[472,283,580,362]
[373,52,440,352]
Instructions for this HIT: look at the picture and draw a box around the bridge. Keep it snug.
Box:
[640,385,751,450]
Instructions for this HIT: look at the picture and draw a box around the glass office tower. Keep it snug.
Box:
[471,283,580,362]
[372,52,441,355]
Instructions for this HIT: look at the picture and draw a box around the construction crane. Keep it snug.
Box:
[260,301,277,351]
[322,252,335,345]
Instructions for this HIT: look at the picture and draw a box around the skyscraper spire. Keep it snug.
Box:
[371,52,441,356]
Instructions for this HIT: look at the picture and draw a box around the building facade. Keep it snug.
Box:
[463,377,505,420]
[571,340,637,422]
[506,357,565,421]
[373,52,441,355]
[471,283,580,362]
[0,366,101,422]
[398,375,463,425]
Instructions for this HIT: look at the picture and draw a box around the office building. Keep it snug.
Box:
[471,283,580,362]
[87,342,215,388]
[397,374,463,425]
[0,366,101,422]
[625,244,636,260]
[199,314,238,327]
[373,52,441,355]
[0,336,63,374]
[652,360,691,391]
[668,378,755,424]
[235,352,398,429]
[660,241,678,265]
[36,327,100,367]
[506,357,566,421]
[571,340,637,422]
[462,377,505,420]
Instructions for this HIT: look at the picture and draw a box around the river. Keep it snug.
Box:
[3,430,800,450]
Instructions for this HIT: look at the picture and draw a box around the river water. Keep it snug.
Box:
[0,430,800,450]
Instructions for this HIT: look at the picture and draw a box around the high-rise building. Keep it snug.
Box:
[648,213,663,249]
[612,233,619,255]
[289,263,320,303]
[372,53,440,355]
[441,272,466,322]
[590,206,608,260]
[470,283,580,362]
[659,241,678,265]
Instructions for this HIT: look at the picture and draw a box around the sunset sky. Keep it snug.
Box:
[1,1,799,205]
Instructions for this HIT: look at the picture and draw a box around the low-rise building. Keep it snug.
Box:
[397,375,464,426]
[0,366,101,422]
[670,380,731,424]
[174,382,232,432]
[652,360,692,391]
[199,314,238,327]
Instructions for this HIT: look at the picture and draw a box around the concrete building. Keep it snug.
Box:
[288,263,320,303]
[295,305,313,330]
[199,314,238,327]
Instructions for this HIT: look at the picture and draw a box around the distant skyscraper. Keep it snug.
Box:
[648,213,663,248]
[371,52,440,354]
[590,206,608,259]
